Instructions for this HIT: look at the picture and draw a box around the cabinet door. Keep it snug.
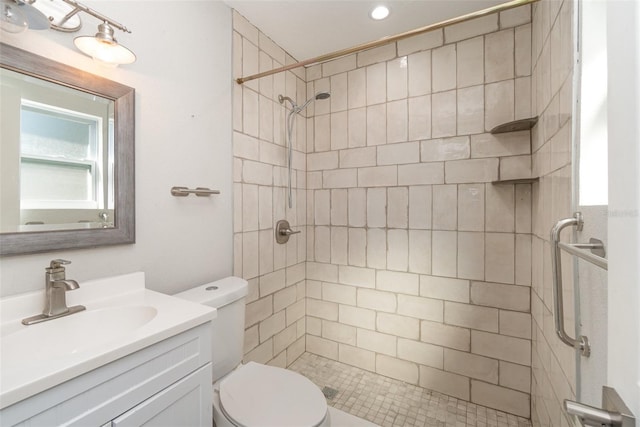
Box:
[111,364,212,427]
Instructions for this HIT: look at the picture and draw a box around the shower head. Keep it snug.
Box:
[315,91,330,100]
[278,91,331,113]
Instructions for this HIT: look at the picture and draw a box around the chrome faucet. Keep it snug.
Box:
[22,259,86,325]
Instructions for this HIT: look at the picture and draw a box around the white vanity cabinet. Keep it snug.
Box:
[0,323,213,426]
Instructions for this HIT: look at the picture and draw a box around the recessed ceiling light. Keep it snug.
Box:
[370,5,390,20]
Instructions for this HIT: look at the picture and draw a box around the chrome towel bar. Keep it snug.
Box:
[550,212,607,357]
[170,187,220,197]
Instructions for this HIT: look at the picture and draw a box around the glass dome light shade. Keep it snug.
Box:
[73,23,136,65]
[1,1,28,33]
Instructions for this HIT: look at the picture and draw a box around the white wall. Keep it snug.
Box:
[0,1,233,297]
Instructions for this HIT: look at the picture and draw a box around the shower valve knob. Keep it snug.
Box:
[276,220,300,244]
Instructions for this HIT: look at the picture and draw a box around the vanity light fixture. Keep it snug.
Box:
[370,5,390,20]
[0,0,49,33]
[74,21,136,65]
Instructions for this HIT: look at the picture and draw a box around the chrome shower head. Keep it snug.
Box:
[278,94,296,108]
[297,91,331,112]
[315,91,330,100]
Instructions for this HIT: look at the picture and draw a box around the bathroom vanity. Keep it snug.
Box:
[0,272,215,426]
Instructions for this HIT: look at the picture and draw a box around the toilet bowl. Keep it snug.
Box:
[174,277,330,426]
[212,362,329,427]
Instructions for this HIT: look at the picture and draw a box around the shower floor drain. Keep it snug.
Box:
[321,386,339,400]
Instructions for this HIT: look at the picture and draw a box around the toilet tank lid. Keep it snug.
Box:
[174,276,248,308]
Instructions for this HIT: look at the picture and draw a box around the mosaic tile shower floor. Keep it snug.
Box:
[289,353,532,427]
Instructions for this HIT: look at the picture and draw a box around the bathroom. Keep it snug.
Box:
[0,0,638,426]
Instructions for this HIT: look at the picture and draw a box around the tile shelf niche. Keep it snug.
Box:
[490,116,540,185]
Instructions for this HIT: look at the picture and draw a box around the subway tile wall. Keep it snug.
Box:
[233,11,308,369]
[529,1,577,427]
[304,5,534,418]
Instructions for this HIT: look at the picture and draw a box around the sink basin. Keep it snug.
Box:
[0,272,216,409]
[2,306,158,360]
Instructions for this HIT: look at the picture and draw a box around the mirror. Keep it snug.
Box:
[0,43,135,256]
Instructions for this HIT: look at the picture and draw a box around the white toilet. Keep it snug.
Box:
[175,277,330,427]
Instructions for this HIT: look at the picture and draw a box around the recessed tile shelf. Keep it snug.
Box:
[490,117,539,134]
[492,177,539,185]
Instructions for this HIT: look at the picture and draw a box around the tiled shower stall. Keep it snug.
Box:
[232,0,576,425]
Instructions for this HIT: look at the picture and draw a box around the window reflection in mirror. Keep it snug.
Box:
[0,67,115,232]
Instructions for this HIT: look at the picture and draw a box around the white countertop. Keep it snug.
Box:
[0,272,216,409]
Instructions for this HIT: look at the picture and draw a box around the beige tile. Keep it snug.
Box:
[432,230,457,277]
[358,43,397,68]
[314,114,331,152]
[387,100,408,143]
[367,228,387,269]
[242,184,259,231]
[485,80,515,131]
[307,298,339,321]
[358,165,397,187]
[471,131,531,158]
[499,310,532,339]
[338,344,376,371]
[471,380,530,418]
[357,288,397,313]
[377,270,419,295]
[306,261,338,283]
[471,281,530,312]
[244,325,259,354]
[408,50,431,96]
[485,29,515,83]
[322,282,356,306]
[486,184,515,232]
[387,229,409,271]
[458,184,485,231]
[409,229,432,274]
[457,36,484,88]
[399,30,443,56]
[314,226,330,263]
[286,337,305,366]
[366,104,387,146]
[445,158,499,183]
[420,275,469,303]
[348,188,367,227]
[471,330,531,365]
[398,338,444,369]
[500,155,532,181]
[409,186,433,229]
[330,190,348,226]
[340,305,376,329]
[259,269,286,297]
[388,187,409,228]
[377,141,419,166]
[322,320,356,346]
[286,299,305,326]
[421,320,470,351]
[397,294,444,322]
[421,136,471,162]
[458,232,485,280]
[457,86,485,135]
[377,354,419,384]
[499,361,532,393]
[244,339,273,365]
[348,68,366,109]
[348,107,367,148]
[259,311,286,343]
[398,163,445,185]
[515,76,532,120]
[306,280,322,300]
[445,301,499,333]
[339,147,376,168]
[377,312,420,339]
[433,184,458,230]
[515,24,532,77]
[445,15,498,43]
[432,44,457,92]
[419,365,470,400]
[500,5,531,28]
[308,151,339,171]
[408,95,432,141]
[432,90,457,137]
[358,328,397,356]
[307,335,339,360]
[444,348,499,383]
[348,228,367,267]
[323,56,356,78]
[367,187,387,227]
[323,169,357,189]
[485,233,515,284]
[242,231,259,279]
[366,62,387,105]
[273,324,295,358]
[387,57,408,101]
[246,295,273,327]
[306,315,322,336]
[330,111,348,150]
[515,184,532,233]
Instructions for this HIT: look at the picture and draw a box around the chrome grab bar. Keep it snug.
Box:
[550,212,591,356]
[170,186,220,197]
[558,241,608,270]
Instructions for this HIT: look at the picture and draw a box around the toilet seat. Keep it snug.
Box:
[219,362,328,427]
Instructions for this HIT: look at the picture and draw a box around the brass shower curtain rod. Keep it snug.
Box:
[236,0,538,85]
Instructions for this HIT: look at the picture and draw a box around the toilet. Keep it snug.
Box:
[175,277,330,427]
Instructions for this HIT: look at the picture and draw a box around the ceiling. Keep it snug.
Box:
[223,0,506,61]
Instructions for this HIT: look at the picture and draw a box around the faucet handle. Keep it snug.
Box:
[49,259,71,269]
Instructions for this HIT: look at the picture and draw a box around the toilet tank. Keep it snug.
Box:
[174,277,248,383]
